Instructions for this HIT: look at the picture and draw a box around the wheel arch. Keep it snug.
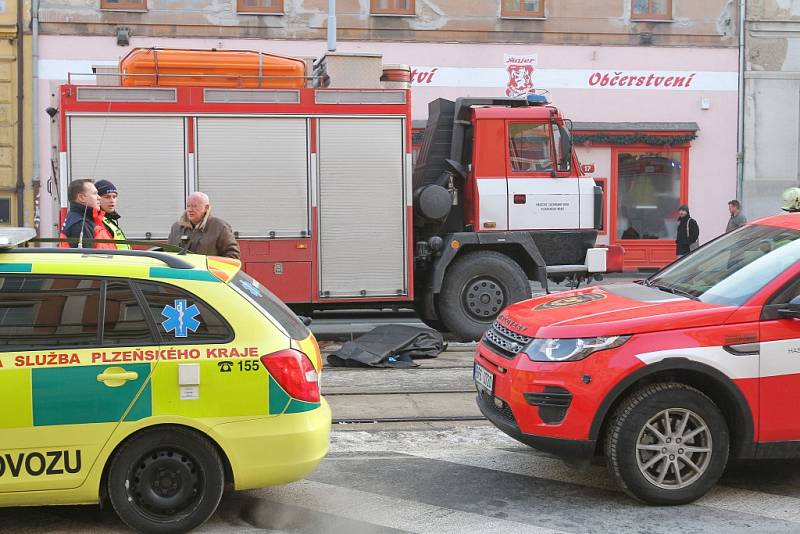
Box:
[430,232,548,294]
[591,358,756,460]
[98,423,235,504]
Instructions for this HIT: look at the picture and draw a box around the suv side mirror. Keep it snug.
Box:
[778,295,800,320]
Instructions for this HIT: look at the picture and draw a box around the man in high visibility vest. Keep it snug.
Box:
[96,180,131,250]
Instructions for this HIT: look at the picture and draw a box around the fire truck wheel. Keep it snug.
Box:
[605,382,729,505]
[438,251,531,341]
[414,292,449,332]
[107,426,225,534]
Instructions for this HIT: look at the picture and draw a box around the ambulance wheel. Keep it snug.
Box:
[439,251,531,341]
[107,426,225,534]
[605,382,729,505]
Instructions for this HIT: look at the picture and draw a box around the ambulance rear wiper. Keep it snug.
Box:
[651,283,699,301]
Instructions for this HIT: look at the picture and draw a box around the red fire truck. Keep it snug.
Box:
[51,48,621,340]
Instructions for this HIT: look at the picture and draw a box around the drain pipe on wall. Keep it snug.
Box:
[327,0,336,52]
[31,0,39,231]
[736,0,746,202]
[15,0,24,226]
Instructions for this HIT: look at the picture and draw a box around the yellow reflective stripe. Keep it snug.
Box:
[0,368,33,428]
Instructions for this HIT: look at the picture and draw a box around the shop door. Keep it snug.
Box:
[611,148,687,270]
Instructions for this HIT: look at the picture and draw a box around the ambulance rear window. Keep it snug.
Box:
[230,272,309,340]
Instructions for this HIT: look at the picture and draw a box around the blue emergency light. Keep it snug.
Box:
[526,94,549,106]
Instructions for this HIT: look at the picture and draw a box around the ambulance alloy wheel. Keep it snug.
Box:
[438,251,531,341]
[605,383,729,505]
[107,427,225,534]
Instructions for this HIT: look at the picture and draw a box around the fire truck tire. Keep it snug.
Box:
[605,382,729,505]
[438,251,531,341]
[414,292,449,333]
[107,426,225,534]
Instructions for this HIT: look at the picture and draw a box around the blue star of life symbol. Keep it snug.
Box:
[161,299,201,338]
[240,279,263,298]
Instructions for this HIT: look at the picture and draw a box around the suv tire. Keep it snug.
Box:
[605,382,729,505]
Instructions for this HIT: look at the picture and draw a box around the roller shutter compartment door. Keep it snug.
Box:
[195,117,309,238]
[68,116,186,239]
[318,118,407,298]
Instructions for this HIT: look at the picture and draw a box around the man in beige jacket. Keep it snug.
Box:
[168,192,240,259]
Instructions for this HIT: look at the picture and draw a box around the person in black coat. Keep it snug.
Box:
[676,204,699,256]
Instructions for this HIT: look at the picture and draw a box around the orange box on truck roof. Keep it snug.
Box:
[120,48,307,89]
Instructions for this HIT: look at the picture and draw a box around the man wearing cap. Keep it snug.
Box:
[96,179,131,250]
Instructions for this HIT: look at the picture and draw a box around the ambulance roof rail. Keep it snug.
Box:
[2,248,196,269]
[0,227,36,249]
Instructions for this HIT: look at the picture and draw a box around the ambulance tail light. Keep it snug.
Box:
[261,349,320,403]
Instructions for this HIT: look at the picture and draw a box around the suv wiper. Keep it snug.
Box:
[651,283,699,301]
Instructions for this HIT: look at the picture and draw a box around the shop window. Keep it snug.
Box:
[237,0,283,14]
[0,276,100,350]
[509,122,553,173]
[595,177,608,235]
[502,0,544,18]
[631,0,672,20]
[371,0,415,15]
[100,0,147,11]
[616,151,683,241]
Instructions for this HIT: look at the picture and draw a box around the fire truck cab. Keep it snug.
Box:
[50,49,618,341]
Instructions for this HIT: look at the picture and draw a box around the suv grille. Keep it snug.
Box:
[483,321,533,358]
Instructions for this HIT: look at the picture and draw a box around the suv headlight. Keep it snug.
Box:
[525,335,631,362]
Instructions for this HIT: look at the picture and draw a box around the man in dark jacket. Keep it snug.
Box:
[167,192,240,259]
[95,179,130,250]
[59,179,116,249]
[676,204,699,256]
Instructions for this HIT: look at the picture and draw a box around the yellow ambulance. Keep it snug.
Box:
[0,229,331,532]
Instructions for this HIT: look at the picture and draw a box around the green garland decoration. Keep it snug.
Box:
[573,132,697,146]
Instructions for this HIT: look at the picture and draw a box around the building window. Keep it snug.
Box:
[237,0,283,14]
[100,0,147,11]
[631,0,672,20]
[371,0,415,15]
[502,0,544,18]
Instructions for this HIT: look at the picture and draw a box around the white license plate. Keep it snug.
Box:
[474,363,494,394]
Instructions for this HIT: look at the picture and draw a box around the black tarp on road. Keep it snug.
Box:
[326,325,445,368]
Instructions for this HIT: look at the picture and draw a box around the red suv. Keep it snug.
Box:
[475,213,800,504]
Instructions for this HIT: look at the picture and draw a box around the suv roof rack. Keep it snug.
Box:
[2,248,196,270]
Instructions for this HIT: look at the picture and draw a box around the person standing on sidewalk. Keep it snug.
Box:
[726,199,747,233]
[168,192,240,259]
[95,179,131,250]
[676,204,699,256]
[59,179,115,249]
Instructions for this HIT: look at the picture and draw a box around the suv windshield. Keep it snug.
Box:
[230,271,310,341]
[647,224,800,306]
